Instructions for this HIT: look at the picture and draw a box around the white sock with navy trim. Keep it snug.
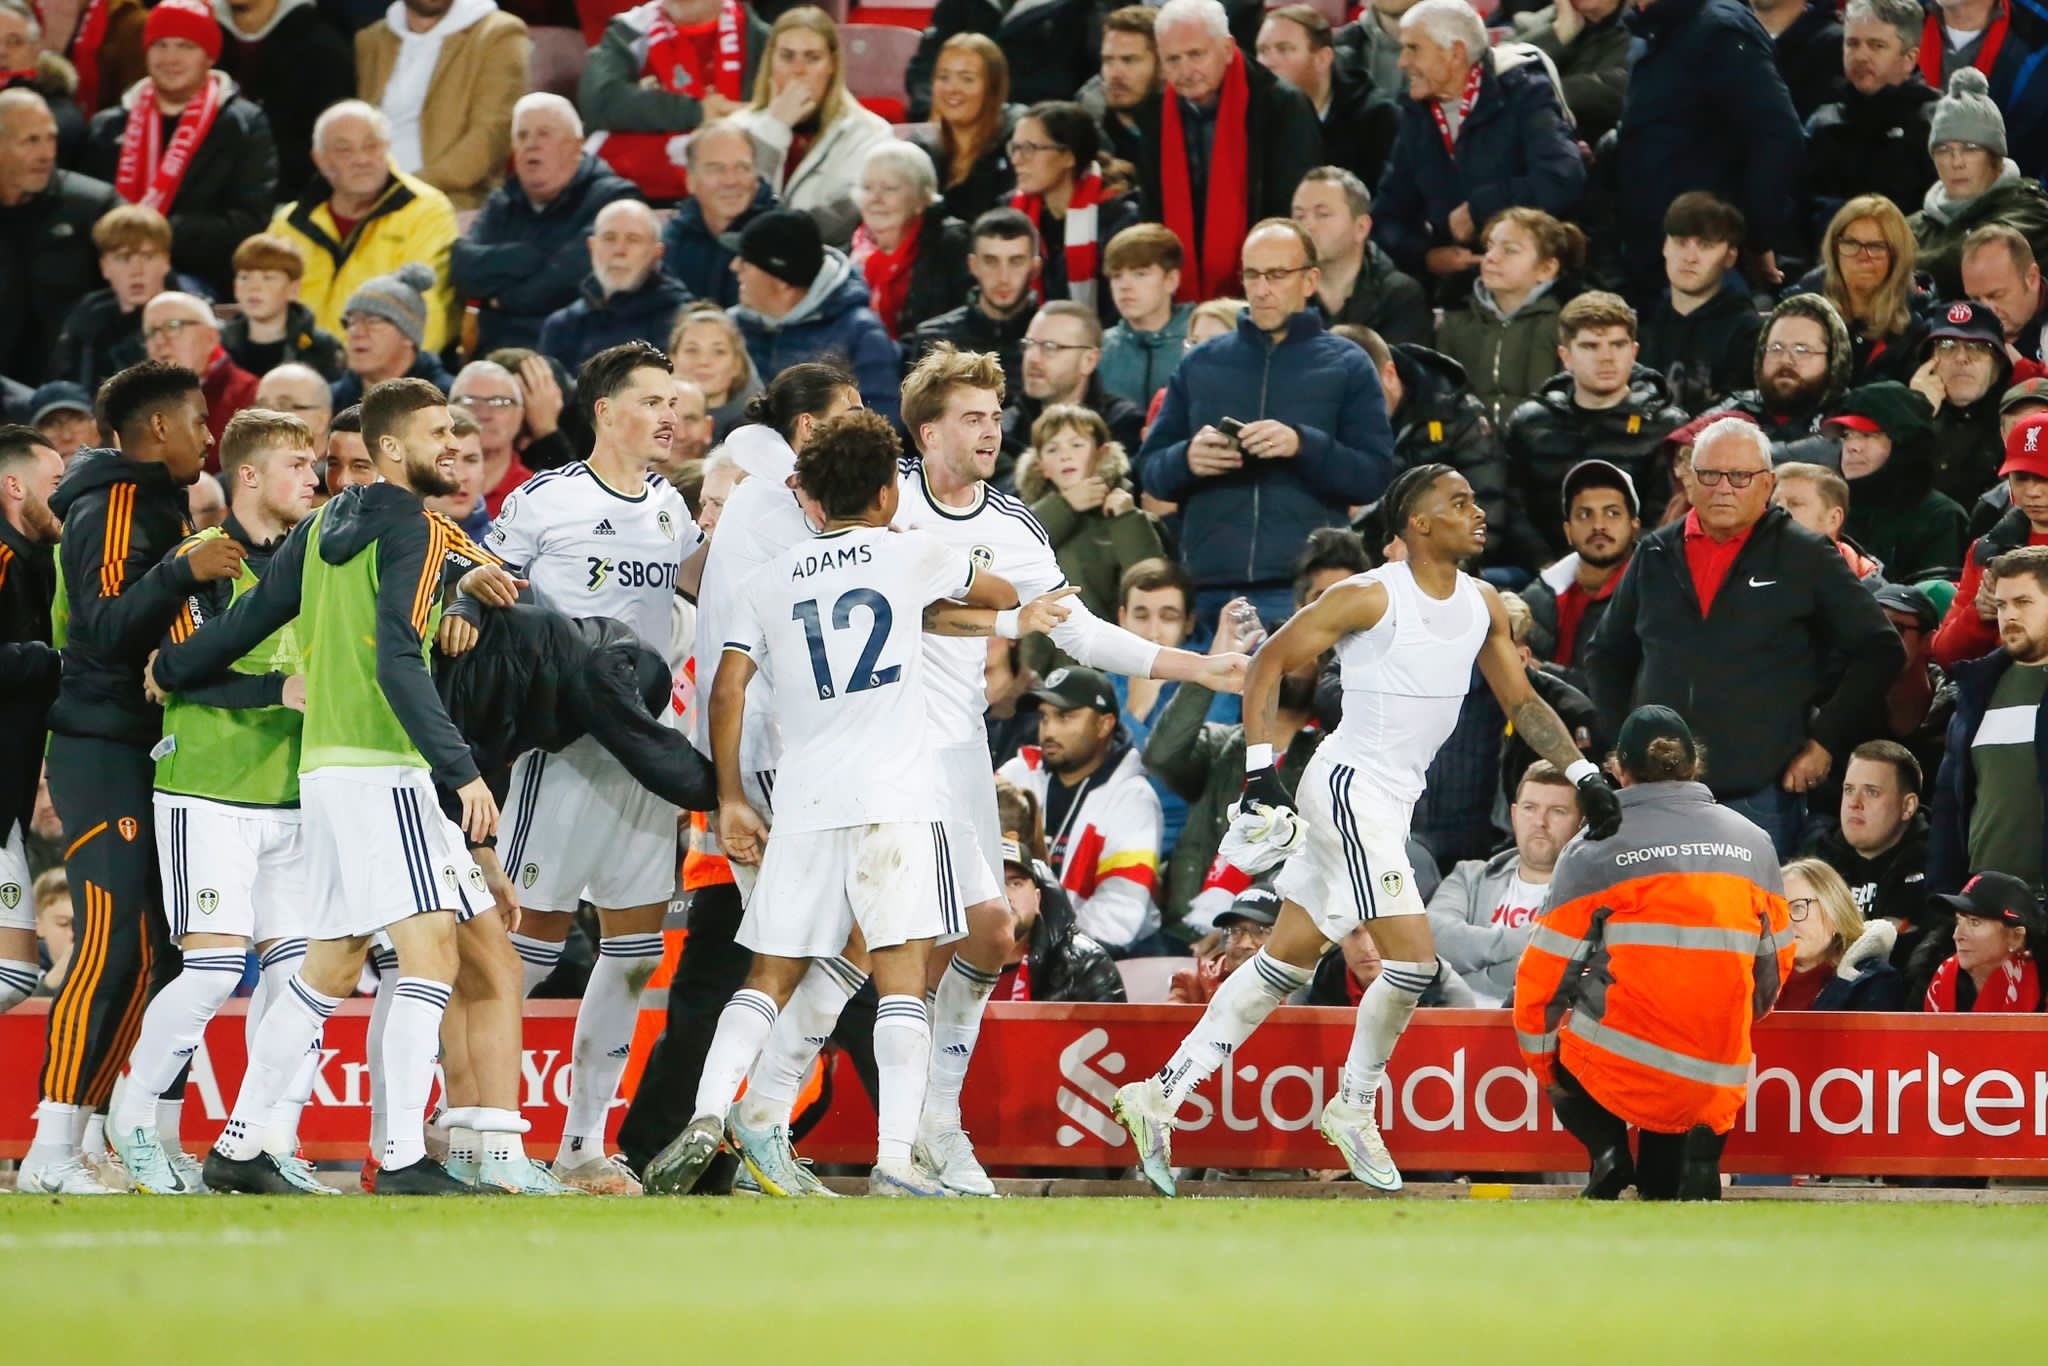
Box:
[218,974,340,1162]
[924,956,1000,1131]
[1157,949,1311,1113]
[559,933,664,1161]
[382,977,452,1170]
[738,955,864,1131]
[874,995,932,1169]
[111,948,244,1136]
[509,932,563,998]
[1340,959,1434,1107]
[694,989,778,1123]
[366,947,399,1160]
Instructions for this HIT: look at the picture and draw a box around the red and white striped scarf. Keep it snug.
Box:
[1012,164,1107,313]
[113,72,224,213]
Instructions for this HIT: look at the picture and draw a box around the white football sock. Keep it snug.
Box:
[508,933,562,998]
[381,977,452,1170]
[0,958,41,1013]
[263,1040,323,1158]
[217,975,339,1161]
[924,956,1000,1131]
[447,1125,481,1169]
[1339,960,1435,1107]
[110,948,243,1135]
[558,933,663,1161]
[474,1107,530,1163]
[80,1109,105,1158]
[365,947,397,1159]
[156,1098,184,1150]
[738,955,863,1130]
[248,938,307,1055]
[693,989,778,1123]
[26,1100,82,1161]
[873,995,931,1169]
[1157,950,1310,1113]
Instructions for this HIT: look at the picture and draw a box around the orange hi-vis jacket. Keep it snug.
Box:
[1513,781,1796,1136]
[674,658,733,891]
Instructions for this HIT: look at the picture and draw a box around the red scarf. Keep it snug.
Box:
[852,211,923,338]
[1920,5,2010,88]
[113,73,224,213]
[1160,50,1249,303]
[1011,164,1108,313]
[1428,61,1485,158]
[43,0,108,112]
[595,0,747,201]
[1924,951,2041,1012]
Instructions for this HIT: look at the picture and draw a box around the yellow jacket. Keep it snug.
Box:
[270,165,459,355]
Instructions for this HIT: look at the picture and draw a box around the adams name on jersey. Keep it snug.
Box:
[487,462,702,648]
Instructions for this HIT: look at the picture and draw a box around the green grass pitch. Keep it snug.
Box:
[5,1196,2047,1362]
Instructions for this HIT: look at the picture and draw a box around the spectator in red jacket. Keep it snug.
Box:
[140,290,255,462]
[1932,413,2048,667]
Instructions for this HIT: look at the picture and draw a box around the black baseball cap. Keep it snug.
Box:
[1933,872,2044,932]
[1615,704,1695,772]
[29,381,93,427]
[1025,665,1118,714]
[1874,583,1938,630]
[1001,837,1030,872]
[1215,886,1281,929]
[1560,458,1639,519]
[723,208,824,290]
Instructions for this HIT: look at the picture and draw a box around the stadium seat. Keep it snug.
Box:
[529,25,590,99]
[1114,957,1186,1004]
[847,1,939,28]
[574,0,637,45]
[841,22,921,123]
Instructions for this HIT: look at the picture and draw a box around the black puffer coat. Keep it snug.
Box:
[1501,364,1688,565]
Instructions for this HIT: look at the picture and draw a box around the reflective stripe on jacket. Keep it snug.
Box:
[1513,780,1794,1135]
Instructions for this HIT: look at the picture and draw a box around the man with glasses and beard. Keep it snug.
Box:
[1713,294,1853,465]
[1588,416,1905,858]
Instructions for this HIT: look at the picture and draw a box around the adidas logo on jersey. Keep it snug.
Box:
[593,518,617,536]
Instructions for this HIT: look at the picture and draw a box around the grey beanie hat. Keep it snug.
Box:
[1929,67,2007,158]
[342,262,436,348]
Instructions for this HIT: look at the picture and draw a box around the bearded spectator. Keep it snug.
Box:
[1803,0,1938,247]
[211,0,354,194]
[1771,461,1886,585]
[1429,761,1584,1005]
[1636,193,1763,413]
[1501,291,1687,568]
[1962,224,2048,366]
[0,1,86,165]
[1372,0,1583,287]
[1932,414,2048,668]
[1509,0,1631,142]
[271,100,458,354]
[1909,69,2048,300]
[906,34,1017,224]
[1609,0,1804,301]
[1255,6,1396,189]
[1081,5,1161,168]
[1712,292,1851,464]
[1811,195,1928,385]
[141,290,255,453]
[579,0,769,205]
[83,0,278,295]
[537,198,689,373]
[0,88,118,385]
[1343,325,1507,540]
[451,93,635,356]
[355,0,530,211]
[1753,0,1842,120]
[1522,458,1641,678]
[1293,167,1429,348]
[1909,299,2013,503]
[1142,0,1321,303]
[1825,381,1969,579]
[657,120,774,308]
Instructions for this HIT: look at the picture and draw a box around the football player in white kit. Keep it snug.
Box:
[711,346,1250,1197]
[677,409,1036,1196]
[486,342,706,1195]
[1110,463,1625,1194]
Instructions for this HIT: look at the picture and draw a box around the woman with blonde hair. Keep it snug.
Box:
[727,6,891,245]
[1014,402,1164,672]
[669,302,762,440]
[908,34,1020,221]
[1817,196,1927,384]
[1775,858,1905,1010]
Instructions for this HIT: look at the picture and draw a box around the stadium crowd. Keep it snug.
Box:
[3,0,2048,1195]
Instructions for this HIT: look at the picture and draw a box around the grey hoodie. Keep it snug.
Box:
[1427,848,1551,1006]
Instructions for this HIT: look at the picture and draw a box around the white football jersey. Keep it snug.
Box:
[486,462,702,649]
[727,526,976,833]
[693,470,812,771]
[893,457,1067,749]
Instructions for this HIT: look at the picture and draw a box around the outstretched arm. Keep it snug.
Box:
[1475,584,1621,838]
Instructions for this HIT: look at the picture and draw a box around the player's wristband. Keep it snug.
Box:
[993,608,1022,639]
[1245,742,1276,772]
[1565,759,1601,787]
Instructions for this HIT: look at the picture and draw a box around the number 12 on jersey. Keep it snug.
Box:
[792,589,900,700]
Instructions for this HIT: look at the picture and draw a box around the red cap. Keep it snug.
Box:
[1826,413,1883,434]
[143,0,222,63]
[2001,412,2048,479]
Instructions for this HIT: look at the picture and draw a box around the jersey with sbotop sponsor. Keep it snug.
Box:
[487,461,702,650]
[1321,561,1490,805]
[726,525,976,833]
